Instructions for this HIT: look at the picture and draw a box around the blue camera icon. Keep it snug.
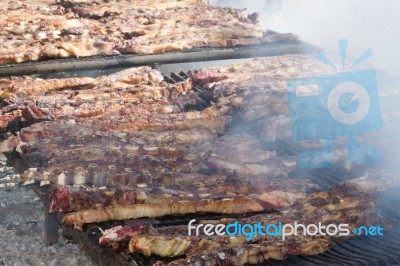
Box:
[287,69,381,141]
[286,69,382,168]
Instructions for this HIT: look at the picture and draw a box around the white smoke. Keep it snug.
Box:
[258,0,400,76]
[211,0,400,76]
[206,0,400,178]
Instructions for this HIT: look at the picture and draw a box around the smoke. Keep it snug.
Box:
[260,0,400,184]
[210,0,400,75]
[207,0,400,185]
[257,0,400,76]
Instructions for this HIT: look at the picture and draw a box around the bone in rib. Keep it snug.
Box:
[98,185,389,265]
[50,176,318,212]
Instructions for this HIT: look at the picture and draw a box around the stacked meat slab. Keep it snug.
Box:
[0,55,389,265]
[0,0,296,64]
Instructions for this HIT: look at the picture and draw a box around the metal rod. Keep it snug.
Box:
[0,41,321,77]
[31,184,59,246]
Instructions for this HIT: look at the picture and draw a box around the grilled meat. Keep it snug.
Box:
[12,122,217,148]
[334,172,400,194]
[0,47,391,266]
[51,177,318,213]
[63,191,305,230]
[207,156,296,177]
[205,134,275,164]
[0,56,376,189]
[62,175,318,229]
[2,102,292,184]
[0,66,231,134]
[0,76,96,97]
[0,0,295,64]
[99,186,388,265]
[0,55,374,192]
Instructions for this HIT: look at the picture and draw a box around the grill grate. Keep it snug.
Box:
[62,184,400,266]
[163,71,213,112]
[4,70,399,265]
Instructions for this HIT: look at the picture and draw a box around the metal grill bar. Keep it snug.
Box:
[166,71,213,111]
[357,239,400,263]
[318,253,349,266]
[0,41,320,77]
[282,258,311,266]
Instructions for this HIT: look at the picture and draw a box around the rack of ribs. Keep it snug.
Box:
[0,0,297,65]
[98,184,390,265]
[0,55,387,257]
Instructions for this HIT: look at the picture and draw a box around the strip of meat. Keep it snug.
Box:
[202,134,276,164]
[48,173,228,212]
[0,76,96,97]
[102,188,372,245]
[195,55,336,88]
[62,176,319,229]
[16,131,209,158]
[0,67,164,105]
[18,123,217,145]
[19,137,191,166]
[5,123,281,188]
[19,149,209,185]
[16,130,303,187]
[207,156,296,177]
[63,190,307,230]
[99,187,388,265]
[97,66,164,86]
[2,104,230,136]
[0,0,285,64]
[98,105,231,134]
[100,223,333,261]
[7,133,253,183]
[51,177,318,213]
[0,68,174,119]
[0,66,200,134]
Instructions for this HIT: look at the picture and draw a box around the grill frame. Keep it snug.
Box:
[0,39,320,77]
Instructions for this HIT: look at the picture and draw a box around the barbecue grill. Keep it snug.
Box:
[0,1,399,264]
[2,67,400,265]
[59,184,400,266]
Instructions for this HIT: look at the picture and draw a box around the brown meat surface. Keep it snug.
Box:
[98,186,389,265]
[0,0,295,64]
